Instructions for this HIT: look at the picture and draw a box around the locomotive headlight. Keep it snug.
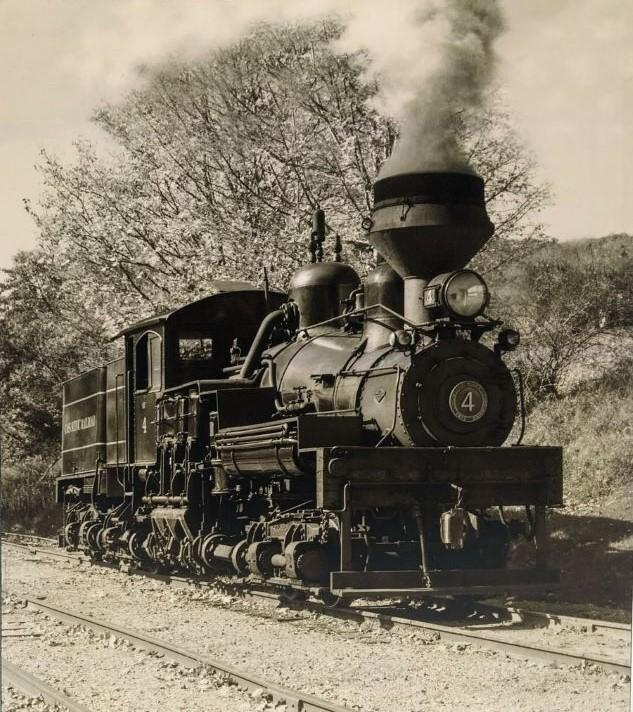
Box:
[424,270,489,319]
[444,271,489,317]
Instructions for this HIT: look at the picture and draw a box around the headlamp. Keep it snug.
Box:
[423,270,489,319]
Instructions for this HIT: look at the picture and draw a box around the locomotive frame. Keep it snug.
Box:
[57,171,563,602]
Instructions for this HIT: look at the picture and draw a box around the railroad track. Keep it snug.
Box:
[1,532,57,546]
[2,657,90,712]
[2,538,82,562]
[3,534,630,675]
[23,597,351,712]
[2,531,627,635]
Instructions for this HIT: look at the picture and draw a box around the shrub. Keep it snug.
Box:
[524,359,633,504]
[0,454,60,535]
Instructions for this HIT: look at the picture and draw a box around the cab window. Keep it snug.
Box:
[178,336,213,361]
[136,332,162,391]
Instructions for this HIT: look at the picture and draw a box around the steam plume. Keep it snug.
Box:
[368,0,505,176]
[69,1,504,175]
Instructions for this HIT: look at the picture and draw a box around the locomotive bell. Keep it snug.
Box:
[440,508,467,550]
[367,171,494,324]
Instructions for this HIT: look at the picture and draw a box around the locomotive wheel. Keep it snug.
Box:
[190,535,203,567]
[85,523,101,552]
[78,521,91,548]
[200,534,230,571]
[128,531,149,562]
[98,526,118,552]
[79,521,101,552]
[230,540,249,575]
[245,541,281,577]
[63,522,80,549]
[180,539,201,572]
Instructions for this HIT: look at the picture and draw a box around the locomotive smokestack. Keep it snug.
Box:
[367,171,494,324]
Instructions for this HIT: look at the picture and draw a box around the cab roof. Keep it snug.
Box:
[113,281,286,339]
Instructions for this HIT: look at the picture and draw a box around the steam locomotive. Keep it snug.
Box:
[57,170,562,603]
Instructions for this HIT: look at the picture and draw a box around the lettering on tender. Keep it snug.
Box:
[64,414,96,434]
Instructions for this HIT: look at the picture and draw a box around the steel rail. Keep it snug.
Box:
[327,606,631,674]
[26,599,352,712]
[6,537,630,673]
[2,657,91,712]
[1,531,57,545]
[205,582,631,673]
[2,539,82,562]
[502,606,630,636]
[121,565,631,641]
[3,533,629,634]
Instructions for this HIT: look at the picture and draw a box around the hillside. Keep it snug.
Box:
[525,357,633,504]
[486,232,633,506]
[541,232,633,263]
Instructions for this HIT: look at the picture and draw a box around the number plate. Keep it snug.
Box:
[448,380,488,423]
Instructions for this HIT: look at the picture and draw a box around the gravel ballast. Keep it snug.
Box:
[2,545,630,712]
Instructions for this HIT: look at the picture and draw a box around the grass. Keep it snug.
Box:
[524,358,633,504]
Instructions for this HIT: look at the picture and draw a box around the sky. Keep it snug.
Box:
[1,0,632,270]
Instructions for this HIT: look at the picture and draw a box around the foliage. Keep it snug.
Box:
[551,233,633,327]
[493,234,633,402]
[462,98,552,276]
[28,22,387,323]
[524,358,633,504]
[0,455,60,534]
[0,251,113,462]
[26,21,549,332]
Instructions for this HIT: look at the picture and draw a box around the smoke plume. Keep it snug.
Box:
[370,1,505,176]
[67,1,504,175]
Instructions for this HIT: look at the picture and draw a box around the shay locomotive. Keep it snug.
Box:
[57,170,562,603]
